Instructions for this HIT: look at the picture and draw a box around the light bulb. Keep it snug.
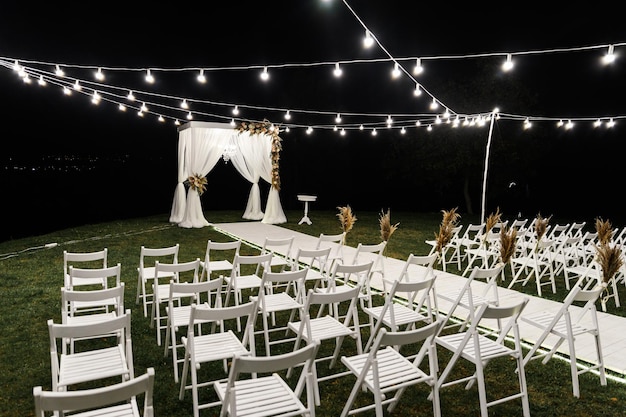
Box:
[181,99,189,109]
[260,66,269,81]
[413,58,423,75]
[333,62,343,77]
[95,67,105,81]
[73,80,81,91]
[55,65,65,77]
[127,90,136,101]
[197,69,206,83]
[145,69,155,83]
[602,44,616,65]
[363,30,374,48]
[284,110,291,120]
[413,84,422,96]
[391,63,401,78]
[335,113,342,123]
[232,105,239,115]
[502,53,514,71]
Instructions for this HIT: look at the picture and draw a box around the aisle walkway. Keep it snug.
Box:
[214,221,626,378]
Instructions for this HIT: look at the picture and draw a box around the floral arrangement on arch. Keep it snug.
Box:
[186,173,207,195]
[235,120,282,191]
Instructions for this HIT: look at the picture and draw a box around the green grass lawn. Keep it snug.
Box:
[1,209,625,416]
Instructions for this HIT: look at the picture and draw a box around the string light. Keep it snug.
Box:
[127,90,136,101]
[335,113,342,123]
[363,30,374,48]
[118,103,126,111]
[391,62,401,78]
[37,75,46,86]
[95,67,104,81]
[607,118,616,127]
[73,80,81,91]
[196,69,206,83]
[523,117,532,129]
[232,105,239,115]
[140,102,148,112]
[413,58,423,75]
[603,44,616,65]
[55,65,65,77]
[260,66,269,81]
[430,98,439,110]
[333,62,343,77]
[284,110,291,120]
[158,115,165,122]
[63,86,72,95]
[565,119,574,129]
[91,91,101,104]
[502,53,514,72]
[180,99,189,109]
[371,128,377,136]
[413,83,422,96]
[186,111,193,120]
[340,128,346,136]
[145,69,155,83]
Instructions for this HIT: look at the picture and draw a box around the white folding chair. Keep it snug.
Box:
[214,342,320,417]
[436,299,531,417]
[251,268,308,356]
[256,236,295,274]
[291,246,332,289]
[348,241,387,286]
[60,282,125,354]
[363,274,438,352]
[315,232,347,274]
[150,258,201,346]
[33,367,155,417]
[340,320,444,417]
[63,248,108,289]
[507,238,557,296]
[436,264,505,334]
[451,223,484,270]
[322,261,374,328]
[178,301,258,417]
[520,284,606,397]
[163,276,224,383]
[66,264,122,316]
[199,239,241,281]
[382,252,438,294]
[136,244,180,317]
[462,230,501,276]
[223,253,272,331]
[48,309,134,393]
[287,285,363,406]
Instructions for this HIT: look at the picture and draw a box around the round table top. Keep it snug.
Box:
[297,195,317,202]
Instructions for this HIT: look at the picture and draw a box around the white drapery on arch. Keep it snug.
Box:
[169,121,287,228]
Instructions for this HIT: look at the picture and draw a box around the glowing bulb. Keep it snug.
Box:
[37,75,47,86]
[427,124,432,131]
[232,105,239,115]
[371,128,377,136]
[607,118,616,128]
[158,115,165,122]
[430,98,439,110]
[594,119,602,128]
[63,86,72,95]
[306,126,313,135]
[386,115,393,126]
[127,90,136,101]
[502,53,514,71]
[603,44,616,65]
[73,80,81,91]
[197,69,206,83]
[230,118,236,126]
[415,120,421,127]
[333,62,343,77]
[333,125,338,132]
[260,66,269,81]
[284,110,291,120]
[186,111,193,120]
[400,127,406,134]
[413,58,423,75]
[140,102,148,112]
[55,65,65,77]
[145,69,154,83]
[91,91,101,104]
[174,119,181,126]
[565,119,574,129]
[523,118,532,129]
[359,124,364,130]
[335,113,342,123]
[413,84,422,97]
[95,67,104,81]
[118,103,126,111]
[340,128,346,136]
[557,119,564,127]
[181,99,189,109]
[391,63,401,78]
[363,30,374,48]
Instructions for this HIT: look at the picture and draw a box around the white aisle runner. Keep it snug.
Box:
[214,221,626,378]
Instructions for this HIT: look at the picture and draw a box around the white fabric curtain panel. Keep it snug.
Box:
[230,132,265,220]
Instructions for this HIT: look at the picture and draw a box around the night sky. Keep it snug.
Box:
[1,1,625,241]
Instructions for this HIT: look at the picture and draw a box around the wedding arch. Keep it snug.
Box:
[169,121,287,228]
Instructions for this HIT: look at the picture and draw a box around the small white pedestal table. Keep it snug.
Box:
[297,195,317,225]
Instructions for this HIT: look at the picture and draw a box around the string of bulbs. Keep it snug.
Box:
[1,0,624,135]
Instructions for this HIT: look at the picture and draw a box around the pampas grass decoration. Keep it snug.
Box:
[596,242,623,285]
[337,206,357,238]
[484,207,502,234]
[379,209,399,243]
[595,217,613,246]
[434,207,460,254]
[499,225,518,265]
[533,213,550,252]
